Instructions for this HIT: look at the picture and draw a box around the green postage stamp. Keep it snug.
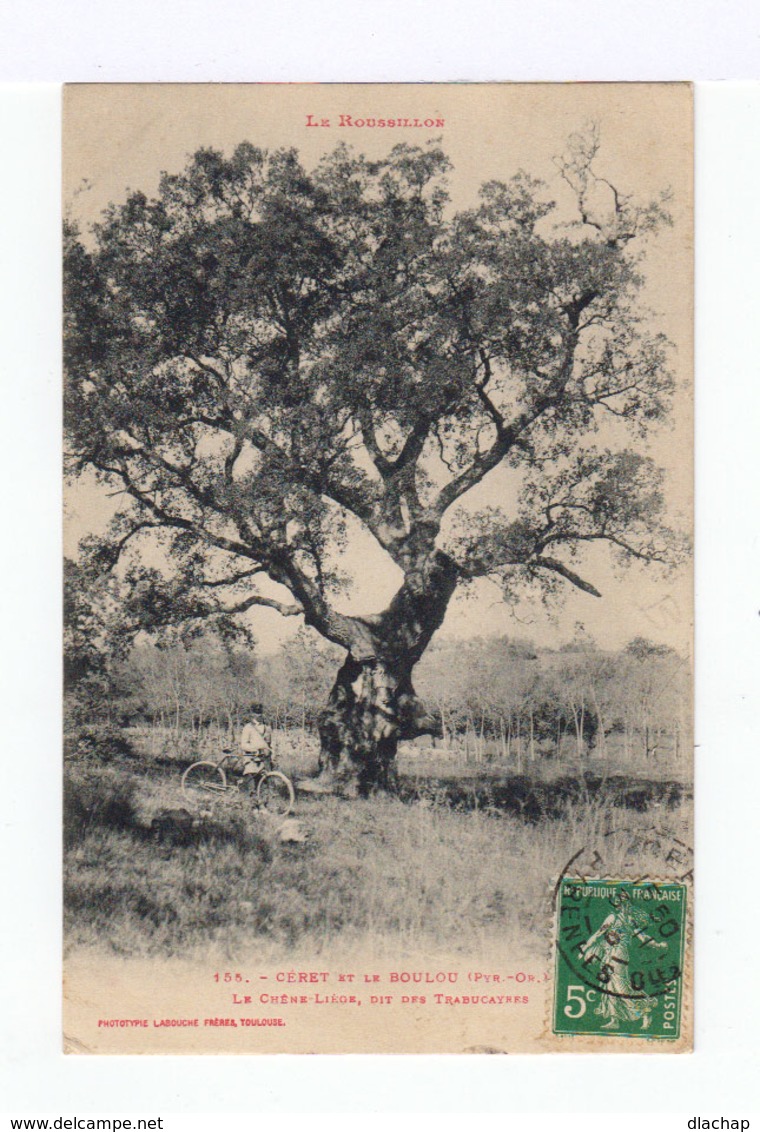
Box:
[553,879,688,1039]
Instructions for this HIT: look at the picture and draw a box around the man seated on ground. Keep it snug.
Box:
[239,705,274,776]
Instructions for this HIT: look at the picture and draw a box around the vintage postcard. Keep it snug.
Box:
[62,82,693,1054]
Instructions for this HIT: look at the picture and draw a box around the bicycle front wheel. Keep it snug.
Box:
[257,771,295,817]
[182,761,227,801]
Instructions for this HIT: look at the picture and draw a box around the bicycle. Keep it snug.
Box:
[181,751,295,817]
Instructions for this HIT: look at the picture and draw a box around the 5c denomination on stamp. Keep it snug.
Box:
[553,878,687,1039]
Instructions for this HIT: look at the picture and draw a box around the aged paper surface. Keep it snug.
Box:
[63,82,693,1054]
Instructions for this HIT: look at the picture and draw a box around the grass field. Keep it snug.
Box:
[64,730,692,962]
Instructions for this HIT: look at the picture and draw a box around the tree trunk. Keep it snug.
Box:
[315,547,458,794]
[317,654,442,794]
[516,715,523,774]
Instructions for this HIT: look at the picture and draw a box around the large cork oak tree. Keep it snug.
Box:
[64,132,683,793]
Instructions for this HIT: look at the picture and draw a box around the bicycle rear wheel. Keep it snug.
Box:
[182,761,227,801]
[257,771,295,817]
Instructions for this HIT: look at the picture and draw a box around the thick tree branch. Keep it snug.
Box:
[224,434,245,482]
[96,461,264,562]
[198,567,266,588]
[531,556,602,597]
[432,395,547,517]
[101,455,383,655]
[356,407,392,479]
[563,531,671,564]
[454,539,602,597]
[432,312,590,518]
[111,520,159,559]
[269,550,352,641]
[184,353,226,387]
[218,593,304,617]
[474,354,506,432]
[392,413,434,475]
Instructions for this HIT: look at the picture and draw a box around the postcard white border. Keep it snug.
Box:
[1,16,759,1113]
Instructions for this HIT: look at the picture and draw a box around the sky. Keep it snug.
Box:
[63,83,693,656]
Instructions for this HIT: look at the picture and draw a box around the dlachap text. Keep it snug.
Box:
[688,1120,750,1130]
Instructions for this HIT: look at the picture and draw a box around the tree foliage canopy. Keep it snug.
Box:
[65,133,685,654]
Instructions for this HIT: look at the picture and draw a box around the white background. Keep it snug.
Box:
[1,0,759,1117]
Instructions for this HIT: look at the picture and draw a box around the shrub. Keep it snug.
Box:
[64,720,135,762]
[64,767,139,847]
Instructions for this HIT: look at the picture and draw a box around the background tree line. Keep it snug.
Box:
[65,557,688,771]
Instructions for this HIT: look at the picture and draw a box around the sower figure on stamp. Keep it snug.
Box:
[579,902,667,1031]
[239,704,274,777]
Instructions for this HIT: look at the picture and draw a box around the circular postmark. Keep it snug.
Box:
[560,880,684,997]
